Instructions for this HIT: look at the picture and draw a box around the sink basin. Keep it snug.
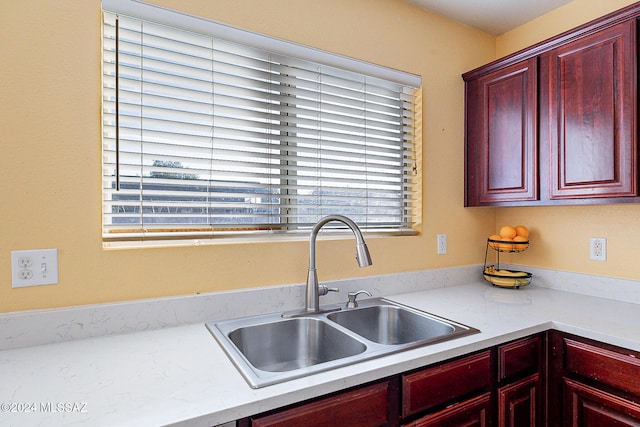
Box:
[228,318,366,372]
[327,304,456,345]
[206,298,479,388]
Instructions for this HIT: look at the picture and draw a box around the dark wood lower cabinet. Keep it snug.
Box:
[549,330,640,427]
[497,334,543,427]
[241,332,640,427]
[241,335,544,427]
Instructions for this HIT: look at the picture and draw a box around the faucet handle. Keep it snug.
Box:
[346,290,372,308]
[318,284,339,296]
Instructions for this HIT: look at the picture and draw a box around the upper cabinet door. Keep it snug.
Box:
[465,58,538,206]
[541,20,637,200]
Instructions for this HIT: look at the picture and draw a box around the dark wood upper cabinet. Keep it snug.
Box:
[540,20,637,200]
[463,3,640,206]
[466,58,538,205]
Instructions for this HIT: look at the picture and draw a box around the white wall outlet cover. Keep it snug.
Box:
[589,238,606,261]
[11,249,59,288]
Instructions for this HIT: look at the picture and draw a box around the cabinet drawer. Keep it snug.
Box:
[403,392,491,427]
[565,338,640,396]
[498,335,541,382]
[251,380,394,427]
[402,350,491,418]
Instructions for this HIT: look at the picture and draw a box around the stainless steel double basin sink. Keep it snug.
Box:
[206,298,479,388]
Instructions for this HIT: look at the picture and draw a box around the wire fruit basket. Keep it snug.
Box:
[483,238,532,289]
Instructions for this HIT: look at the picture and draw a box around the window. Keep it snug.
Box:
[102,1,421,242]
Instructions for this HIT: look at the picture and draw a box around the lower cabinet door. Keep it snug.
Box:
[564,378,640,427]
[498,373,541,427]
[403,392,491,427]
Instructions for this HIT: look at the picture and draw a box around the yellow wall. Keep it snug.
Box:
[0,0,495,313]
[494,0,640,280]
[6,0,637,314]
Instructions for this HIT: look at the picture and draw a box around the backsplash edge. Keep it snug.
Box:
[0,264,479,351]
[2,264,638,350]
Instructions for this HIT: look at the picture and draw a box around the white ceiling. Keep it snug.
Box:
[406,0,574,35]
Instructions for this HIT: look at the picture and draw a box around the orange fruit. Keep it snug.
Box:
[513,235,529,251]
[515,225,529,239]
[488,234,502,249]
[499,225,517,239]
[496,237,513,252]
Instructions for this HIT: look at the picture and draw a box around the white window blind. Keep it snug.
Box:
[102,6,421,241]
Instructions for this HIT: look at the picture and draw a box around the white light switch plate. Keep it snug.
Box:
[11,249,59,288]
[437,234,447,255]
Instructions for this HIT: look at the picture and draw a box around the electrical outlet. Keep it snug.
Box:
[589,238,606,261]
[11,249,59,288]
[437,234,447,255]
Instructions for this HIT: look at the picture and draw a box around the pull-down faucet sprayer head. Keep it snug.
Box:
[355,241,372,268]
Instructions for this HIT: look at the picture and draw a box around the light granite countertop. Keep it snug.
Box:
[1,279,639,427]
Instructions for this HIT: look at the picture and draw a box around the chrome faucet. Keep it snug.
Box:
[284,215,373,317]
